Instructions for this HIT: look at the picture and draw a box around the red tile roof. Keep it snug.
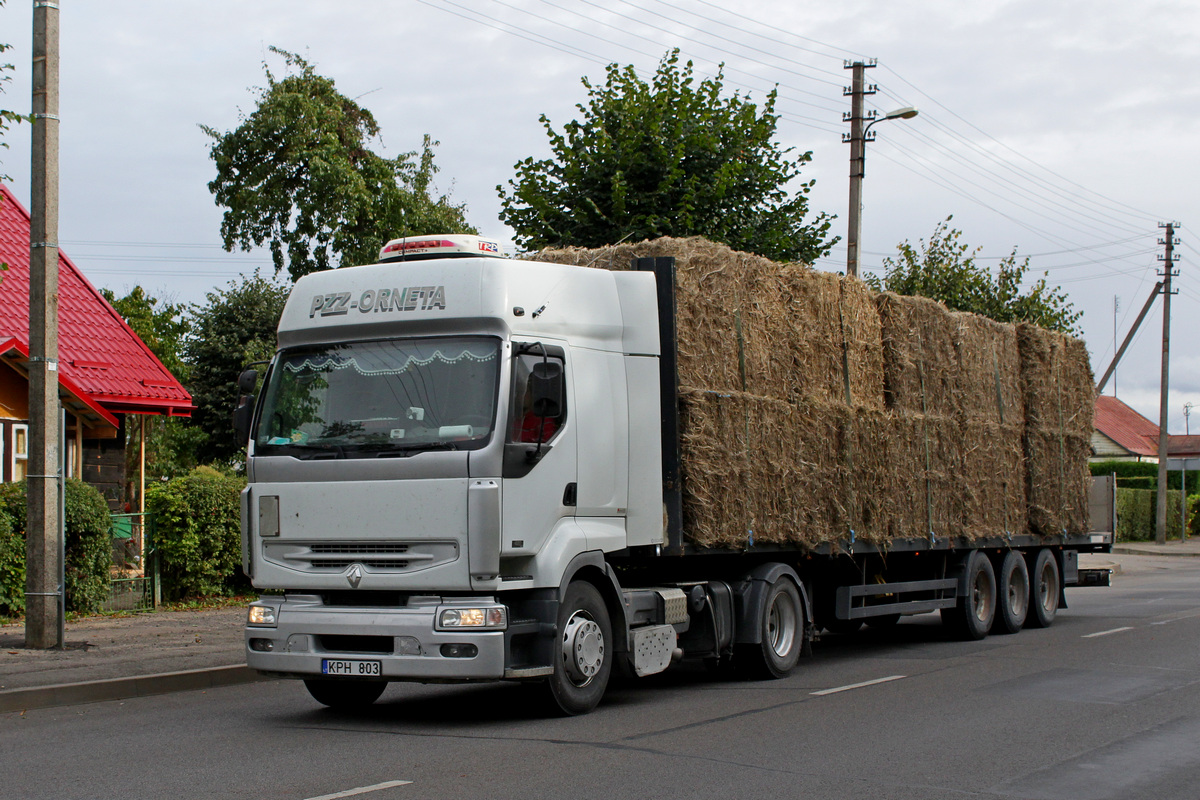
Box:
[1093,395,1159,457]
[0,184,192,416]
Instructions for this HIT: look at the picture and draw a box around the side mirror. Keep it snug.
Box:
[238,368,258,394]
[529,360,563,419]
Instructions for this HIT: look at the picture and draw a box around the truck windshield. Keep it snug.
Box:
[254,337,500,457]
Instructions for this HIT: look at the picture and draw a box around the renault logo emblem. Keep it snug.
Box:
[346,565,363,589]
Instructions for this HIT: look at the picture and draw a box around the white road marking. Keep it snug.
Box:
[1082,626,1134,638]
[303,780,413,800]
[811,675,907,696]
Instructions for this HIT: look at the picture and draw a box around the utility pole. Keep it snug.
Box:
[1155,222,1179,545]
[26,0,62,649]
[843,60,876,278]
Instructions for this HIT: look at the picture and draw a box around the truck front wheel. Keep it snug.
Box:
[546,581,612,715]
[303,679,387,709]
[738,578,804,679]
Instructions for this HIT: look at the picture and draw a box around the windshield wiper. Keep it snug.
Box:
[371,441,457,458]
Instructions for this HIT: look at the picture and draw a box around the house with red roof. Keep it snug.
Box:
[0,184,193,507]
[1092,395,1200,463]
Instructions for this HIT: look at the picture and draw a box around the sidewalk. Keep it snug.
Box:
[0,605,265,713]
[1109,538,1200,557]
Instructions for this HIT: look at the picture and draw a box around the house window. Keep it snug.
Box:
[12,424,28,481]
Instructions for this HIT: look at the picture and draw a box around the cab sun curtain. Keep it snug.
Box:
[254,337,501,457]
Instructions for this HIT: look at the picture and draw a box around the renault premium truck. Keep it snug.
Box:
[237,235,1112,715]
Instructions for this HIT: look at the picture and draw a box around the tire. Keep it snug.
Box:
[1026,549,1060,629]
[546,581,612,716]
[992,550,1030,635]
[941,551,996,640]
[737,577,804,679]
[303,679,387,709]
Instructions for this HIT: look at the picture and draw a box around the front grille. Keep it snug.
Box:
[309,559,410,570]
[309,544,410,555]
[263,540,458,575]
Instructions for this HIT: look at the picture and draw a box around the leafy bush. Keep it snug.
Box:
[0,479,114,614]
[147,466,247,600]
[1116,487,1185,541]
[0,509,22,617]
[1091,460,1200,493]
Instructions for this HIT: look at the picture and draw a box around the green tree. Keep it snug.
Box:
[183,274,290,465]
[101,286,202,483]
[202,47,475,281]
[867,216,1082,335]
[499,49,837,263]
[0,0,28,184]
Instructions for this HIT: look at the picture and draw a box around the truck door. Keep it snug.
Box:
[501,343,578,560]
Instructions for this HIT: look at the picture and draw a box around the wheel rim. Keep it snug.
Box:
[767,589,798,657]
[561,611,605,686]
[1038,561,1059,614]
[1009,566,1028,617]
[971,570,994,623]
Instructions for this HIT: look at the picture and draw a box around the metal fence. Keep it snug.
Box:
[104,512,157,612]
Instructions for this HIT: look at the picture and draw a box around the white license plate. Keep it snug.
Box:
[321,658,382,677]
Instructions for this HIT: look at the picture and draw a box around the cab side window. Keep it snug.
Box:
[508,347,566,445]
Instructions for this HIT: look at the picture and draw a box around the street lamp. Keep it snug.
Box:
[846,106,919,278]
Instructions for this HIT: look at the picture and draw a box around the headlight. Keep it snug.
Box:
[248,604,277,626]
[437,606,507,630]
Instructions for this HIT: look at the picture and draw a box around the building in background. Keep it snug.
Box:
[0,184,193,508]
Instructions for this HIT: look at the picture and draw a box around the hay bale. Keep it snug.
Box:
[1023,429,1092,535]
[678,388,845,549]
[1016,323,1095,535]
[746,268,883,408]
[876,293,959,416]
[531,237,884,408]
[952,312,1023,425]
[1016,323,1095,434]
[959,421,1027,538]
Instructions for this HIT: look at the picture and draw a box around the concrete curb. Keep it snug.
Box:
[0,665,272,714]
[1111,545,1200,557]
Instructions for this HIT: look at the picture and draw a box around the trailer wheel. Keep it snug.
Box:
[1026,549,1060,629]
[992,550,1029,635]
[941,551,996,640]
[303,679,387,709]
[738,577,803,679]
[546,581,612,715]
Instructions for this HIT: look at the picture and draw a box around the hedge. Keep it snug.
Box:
[0,509,21,617]
[1091,459,1200,493]
[147,466,248,600]
[0,479,114,615]
[1116,487,1193,541]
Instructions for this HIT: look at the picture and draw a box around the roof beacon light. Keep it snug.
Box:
[378,234,505,263]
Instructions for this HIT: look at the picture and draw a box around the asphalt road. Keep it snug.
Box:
[5,553,1200,800]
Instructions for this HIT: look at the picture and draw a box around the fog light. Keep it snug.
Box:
[248,605,277,626]
[440,643,478,658]
[249,638,275,652]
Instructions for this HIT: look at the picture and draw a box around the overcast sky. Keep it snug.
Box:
[2,0,1198,430]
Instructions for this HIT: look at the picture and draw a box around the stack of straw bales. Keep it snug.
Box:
[531,237,1093,550]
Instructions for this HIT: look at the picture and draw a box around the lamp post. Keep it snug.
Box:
[845,105,918,278]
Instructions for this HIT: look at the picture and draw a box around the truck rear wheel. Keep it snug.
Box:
[1026,549,1060,629]
[303,679,387,709]
[546,581,612,715]
[992,550,1029,635]
[941,551,996,640]
[738,577,804,679]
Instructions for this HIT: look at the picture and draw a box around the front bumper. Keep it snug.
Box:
[244,596,508,681]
